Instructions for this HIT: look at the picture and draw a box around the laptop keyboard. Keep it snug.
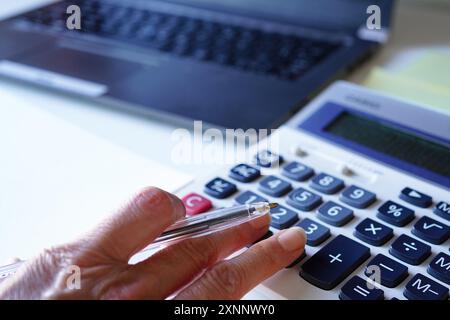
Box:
[182,150,450,300]
[15,0,340,81]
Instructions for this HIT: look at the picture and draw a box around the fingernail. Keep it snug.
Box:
[277,227,306,251]
[249,213,271,230]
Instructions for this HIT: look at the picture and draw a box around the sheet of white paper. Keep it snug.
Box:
[0,89,192,263]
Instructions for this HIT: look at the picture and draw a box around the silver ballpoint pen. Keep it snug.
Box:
[0,202,276,280]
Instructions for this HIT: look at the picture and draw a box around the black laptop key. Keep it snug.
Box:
[400,187,432,208]
[412,216,450,244]
[389,234,431,265]
[339,276,384,300]
[404,273,449,300]
[365,254,408,288]
[354,218,393,246]
[377,200,415,227]
[427,252,450,285]
[300,235,370,290]
[434,201,450,221]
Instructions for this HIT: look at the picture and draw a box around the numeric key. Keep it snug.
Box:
[317,201,353,227]
[258,176,292,197]
[340,185,376,209]
[300,235,370,290]
[282,162,314,181]
[235,191,267,205]
[296,218,330,246]
[270,205,299,229]
[310,173,344,194]
[287,188,322,211]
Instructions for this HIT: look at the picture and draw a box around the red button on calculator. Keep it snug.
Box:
[182,193,212,216]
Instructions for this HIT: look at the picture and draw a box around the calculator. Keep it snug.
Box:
[177,81,450,300]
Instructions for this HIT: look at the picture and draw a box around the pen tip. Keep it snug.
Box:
[268,202,278,209]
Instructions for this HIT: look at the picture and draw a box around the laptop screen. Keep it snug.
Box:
[167,0,393,32]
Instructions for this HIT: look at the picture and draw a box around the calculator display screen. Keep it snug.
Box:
[325,112,450,179]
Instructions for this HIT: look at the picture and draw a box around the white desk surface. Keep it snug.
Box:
[0,0,449,300]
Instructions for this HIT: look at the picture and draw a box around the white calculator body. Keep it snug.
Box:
[177,81,450,300]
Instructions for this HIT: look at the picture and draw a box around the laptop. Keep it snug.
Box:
[176,82,450,299]
[0,0,395,130]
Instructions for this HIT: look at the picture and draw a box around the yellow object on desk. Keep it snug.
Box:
[364,52,450,114]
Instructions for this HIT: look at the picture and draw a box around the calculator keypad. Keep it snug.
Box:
[193,149,449,300]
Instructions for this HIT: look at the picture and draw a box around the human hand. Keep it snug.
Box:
[0,187,305,299]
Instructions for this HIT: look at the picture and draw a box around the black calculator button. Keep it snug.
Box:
[427,252,450,285]
[287,188,322,211]
[434,201,450,221]
[404,273,449,300]
[340,185,376,209]
[258,175,292,197]
[204,177,237,199]
[317,201,353,227]
[270,205,299,229]
[389,234,431,265]
[365,254,408,288]
[412,216,450,245]
[377,200,415,227]
[354,218,393,246]
[400,187,432,208]
[310,173,344,194]
[339,276,384,300]
[254,150,283,168]
[300,235,370,290]
[296,218,330,246]
[282,162,314,181]
[229,164,260,182]
[235,191,267,205]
